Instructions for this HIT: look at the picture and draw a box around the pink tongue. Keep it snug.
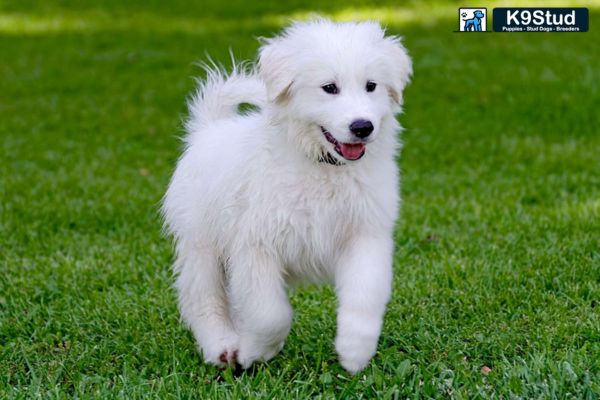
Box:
[338,143,365,160]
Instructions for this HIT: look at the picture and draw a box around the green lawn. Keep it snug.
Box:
[1,0,599,398]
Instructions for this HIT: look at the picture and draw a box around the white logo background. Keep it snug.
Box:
[459,8,488,31]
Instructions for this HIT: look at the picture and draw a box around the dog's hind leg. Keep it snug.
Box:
[174,241,239,367]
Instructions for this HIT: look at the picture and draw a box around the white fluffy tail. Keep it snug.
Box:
[185,64,266,138]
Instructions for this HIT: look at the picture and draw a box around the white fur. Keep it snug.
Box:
[162,19,412,374]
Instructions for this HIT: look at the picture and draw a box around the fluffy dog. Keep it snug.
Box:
[162,19,412,374]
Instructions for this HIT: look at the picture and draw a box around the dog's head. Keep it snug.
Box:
[259,19,412,164]
[474,10,485,18]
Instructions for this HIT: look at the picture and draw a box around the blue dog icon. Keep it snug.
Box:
[463,10,485,31]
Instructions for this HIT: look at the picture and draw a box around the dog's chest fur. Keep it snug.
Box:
[225,165,395,283]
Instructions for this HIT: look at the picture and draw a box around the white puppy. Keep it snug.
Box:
[162,19,412,374]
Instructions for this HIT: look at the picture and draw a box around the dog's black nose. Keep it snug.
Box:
[349,119,374,138]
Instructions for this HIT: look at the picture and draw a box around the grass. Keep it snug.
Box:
[1,0,599,398]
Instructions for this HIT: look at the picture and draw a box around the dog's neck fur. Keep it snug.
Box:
[318,151,344,166]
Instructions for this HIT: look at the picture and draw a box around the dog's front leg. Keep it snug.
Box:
[229,247,292,368]
[334,235,393,374]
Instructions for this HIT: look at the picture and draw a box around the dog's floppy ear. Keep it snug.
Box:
[258,38,295,103]
[382,36,413,106]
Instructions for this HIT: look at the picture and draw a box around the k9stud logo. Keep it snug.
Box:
[493,8,589,32]
[455,7,588,33]
[458,8,488,32]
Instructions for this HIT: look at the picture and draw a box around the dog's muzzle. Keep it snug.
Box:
[320,126,366,162]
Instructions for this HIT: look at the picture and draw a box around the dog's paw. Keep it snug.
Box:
[236,336,285,369]
[201,330,240,367]
[335,333,378,375]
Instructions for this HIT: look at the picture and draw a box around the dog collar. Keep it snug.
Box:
[318,151,344,166]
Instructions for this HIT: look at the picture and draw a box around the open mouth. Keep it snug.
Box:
[320,127,366,161]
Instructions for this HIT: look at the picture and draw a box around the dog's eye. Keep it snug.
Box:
[321,83,339,95]
[366,81,377,92]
